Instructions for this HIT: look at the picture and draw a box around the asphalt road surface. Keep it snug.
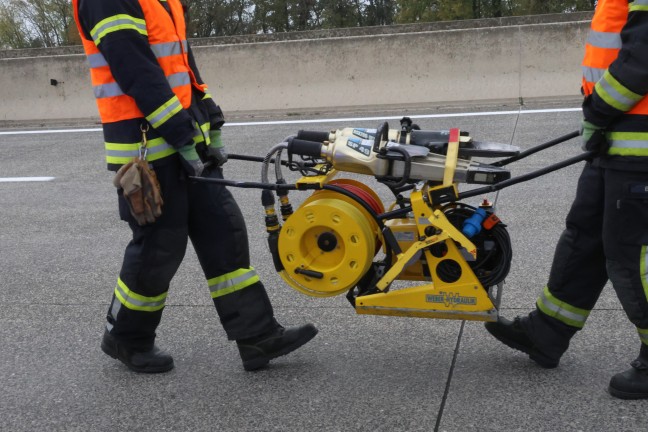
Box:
[1,100,646,431]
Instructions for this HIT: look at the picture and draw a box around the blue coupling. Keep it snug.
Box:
[462,208,487,238]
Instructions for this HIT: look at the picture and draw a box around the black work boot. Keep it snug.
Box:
[608,347,648,399]
[101,330,174,373]
[484,316,560,369]
[237,324,318,371]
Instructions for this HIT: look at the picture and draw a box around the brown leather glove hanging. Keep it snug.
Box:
[112,125,164,225]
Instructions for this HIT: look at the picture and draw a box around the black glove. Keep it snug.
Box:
[207,129,228,167]
[178,143,205,176]
[580,120,608,155]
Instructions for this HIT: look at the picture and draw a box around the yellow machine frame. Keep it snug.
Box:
[276,129,499,322]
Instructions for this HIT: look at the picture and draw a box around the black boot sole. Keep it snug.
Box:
[242,327,319,372]
[608,385,648,400]
[485,322,559,369]
[101,340,174,374]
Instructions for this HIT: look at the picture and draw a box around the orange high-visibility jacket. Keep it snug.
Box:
[73,0,223,169]
[582,0,648,157]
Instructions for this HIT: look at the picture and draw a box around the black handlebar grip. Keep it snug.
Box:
[297,130,331,143]
[287,138,323,158]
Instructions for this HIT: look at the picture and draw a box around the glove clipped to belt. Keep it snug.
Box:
[113,158,164,226]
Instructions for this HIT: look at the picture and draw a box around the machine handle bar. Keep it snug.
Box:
[455,150,596,203]
[297,130,330,143]
[491,130,580,167]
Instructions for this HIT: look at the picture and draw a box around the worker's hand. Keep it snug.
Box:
[178,143,205,177]
[206,129,228,167]
[580,120,608,154]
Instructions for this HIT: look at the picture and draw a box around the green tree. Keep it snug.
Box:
[364,0,397,26]
[396,0,473,22]
[185,0,255,37]
[0,2,31,49]
[320,0,360,28]
[0,0,74,48]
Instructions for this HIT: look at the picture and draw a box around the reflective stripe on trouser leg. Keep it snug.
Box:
[108,160,189,349]
[107,278,166,331]
[536,286,590,329]
[641,246,648,347]
[545,163,608,312]
[642,245,648,307]
[603,168,648,348]
[208,267,260,299]
[105,278,168,350]
[639,328,648,346]
[189,167,277,340]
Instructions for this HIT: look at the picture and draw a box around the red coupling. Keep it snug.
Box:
[482,213,501,230]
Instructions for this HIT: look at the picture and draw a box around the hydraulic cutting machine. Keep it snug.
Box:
[194,117,586,323]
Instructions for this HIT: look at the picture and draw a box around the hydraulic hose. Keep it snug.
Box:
[261,141,290,184]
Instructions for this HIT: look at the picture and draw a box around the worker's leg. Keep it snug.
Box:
[603,168,648,399]
[486,161,608,366]
[106,159,189,350]
[187,166,278,341]
[188,167,317,370]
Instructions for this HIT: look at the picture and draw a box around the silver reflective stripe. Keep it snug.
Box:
[89,41,188,70]
[106,297,122,332]
[582,66,605,83]
[115,281,166,310]
[93,73,189,99]
[597,77,639,111]
[105,142,175,159]
[150,41,183,58]
[167,72,190,89]
[537,287,589,328]
[87,52,108,68]
[209,269,259,297]
[147,97,182,127]
[632,0,648,6]
[609,140,648,149]
[587,30,622,49]
[539,299,587,325]
[94,82,124,98]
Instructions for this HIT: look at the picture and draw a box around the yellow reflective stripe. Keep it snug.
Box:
[641,246,648,305]
[595,71,643,112]
[114,277,167,312]
[91,14,147,45]
[536,286,589,329]
[192,122,211,144]
[607,147,648,156]
[105,137,178,164]
[630,2,648,13]
[208,268,260,299]
[607,132,648,156]
[146,96,183,129]
[638,327,648,345]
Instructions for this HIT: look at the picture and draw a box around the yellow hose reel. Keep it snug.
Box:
[277,179,384,297]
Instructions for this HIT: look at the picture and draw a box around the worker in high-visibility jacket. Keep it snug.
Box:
[486,0,648,399]
[73,0,317,373]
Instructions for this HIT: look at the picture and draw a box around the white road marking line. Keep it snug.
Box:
[0,177,55,182]
[0,107,581,135]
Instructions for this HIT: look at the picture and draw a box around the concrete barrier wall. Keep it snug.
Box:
[0,13,591,123]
